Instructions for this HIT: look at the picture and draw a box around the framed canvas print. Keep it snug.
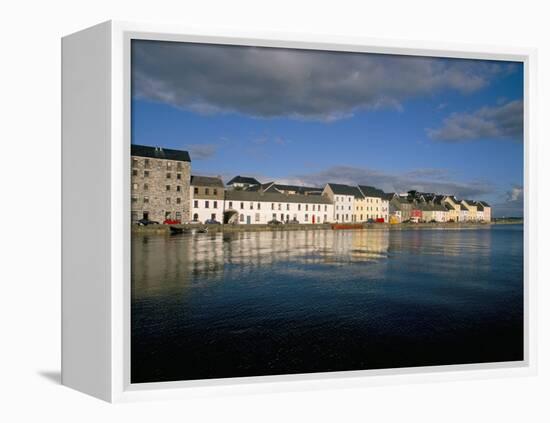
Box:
[61,21,537,402]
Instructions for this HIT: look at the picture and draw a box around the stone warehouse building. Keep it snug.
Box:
[131,144,191,223]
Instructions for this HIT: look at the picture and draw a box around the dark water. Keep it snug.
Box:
[131,225,524,383]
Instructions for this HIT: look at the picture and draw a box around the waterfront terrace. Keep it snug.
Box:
[224,190,333,224]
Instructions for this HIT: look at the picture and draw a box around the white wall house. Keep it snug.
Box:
[358,185,390,222]
[190,175,225,223]
[224,190,334,224]
[322,183,361,223]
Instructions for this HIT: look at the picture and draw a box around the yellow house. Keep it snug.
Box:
[442,196,461,222]
[462,200,479,221]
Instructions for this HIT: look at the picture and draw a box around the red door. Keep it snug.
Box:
[312,215,315,224]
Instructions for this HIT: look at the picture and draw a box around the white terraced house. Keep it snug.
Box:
[190,175,225,223]
[322,183,362,223]
[223,190,333,224]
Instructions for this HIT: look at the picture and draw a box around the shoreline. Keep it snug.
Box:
[132,220,522,235]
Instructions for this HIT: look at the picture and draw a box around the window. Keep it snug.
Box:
[176,198,181,204]
[228,201,233,208]
[166,185,170,191]
[132,169,138,176]
[132,158,138,168]
[250,203,254,210]
[165,211,172,219]
[324,205,327,211]
[271,203,274,210]
[211,213,216,220]
[132,183,138,190]
[144,159,150,168]
[144,170,149,178]
[278,204,281,210]
[167,162,172,169]
[143,183,148,191]
[305,204,308,211]
[240,202,244,209]
[213,189,218,195]
[143,196,149,204]
[255,213,260,222]
[131,196,138,203]
[298,204,301,211]
[177,162,182,170]
[157,162,162,170]
[324,214,327,222]
[257,203,261,210]
[176,212,181,221]
[213,201,218,208]
[193,213,199,221]
[286,204,289,210]
[205,188,210,195]
[305,214,308,221]
[194,187,199,194]
[166,198,171,205]
[166,172,171,179]
[176,185,181,192]
[272,213,277,219]
[177,173,181,180]
[336,214,339,220]
[239,214,244,222]
[194,200,198,208]
[205,201,210,208]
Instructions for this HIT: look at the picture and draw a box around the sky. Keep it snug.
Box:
[131,40,524,217]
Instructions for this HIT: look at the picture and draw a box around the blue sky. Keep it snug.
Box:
[131,40,524,216]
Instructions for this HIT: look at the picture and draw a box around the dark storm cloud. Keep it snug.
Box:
[428,100,523,142]
[279,165,493,199]
[132,40,514,121]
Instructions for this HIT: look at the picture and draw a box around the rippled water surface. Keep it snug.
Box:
[131,225,523,383]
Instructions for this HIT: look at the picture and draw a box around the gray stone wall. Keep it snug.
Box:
[131,156,191,223]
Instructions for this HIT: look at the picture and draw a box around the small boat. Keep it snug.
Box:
[331,224,364,230]
[197,227,208,234]
[169,226,188,235]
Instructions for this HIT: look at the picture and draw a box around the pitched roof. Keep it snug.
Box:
[227,175,261,186]
[461,204,469,211]
[464,200,478,206]
[190,175,224,188]
[478,201,491,207]
[358,185,386,199]
[477,204,484,211]
[265,183,323,195]
[131,144,191,162]
[225,190,332,204]
[326,183,364,198]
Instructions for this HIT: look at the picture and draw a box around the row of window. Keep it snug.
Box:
[237,213,328,223]
[132,183,184,192]
[355,206,380,211]
[132,169,183,180]
[226,201,328,212]
[132,158,185,171]
[193,187,219,196]
[132,196,183,205]
[335,196,352,202]
[336,205,352,211]
[193,200,219,209]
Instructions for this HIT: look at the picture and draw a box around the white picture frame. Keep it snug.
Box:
[61,20,537,403]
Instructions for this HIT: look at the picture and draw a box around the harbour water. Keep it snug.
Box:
[131,225,524,383]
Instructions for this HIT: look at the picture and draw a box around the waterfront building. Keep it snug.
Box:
[410,203,423,223]
[462,200,479,221]
[131,144,191,223]
[477,201,492,222]
[226,175,261,190]
[389,203,402,224]
[357,185,390,222]
[261,182,323,196]
[322,183,363,223]
[460,203,469,221]
[223,190,333,224]
[442,196,462,222]
[190,175,225,223]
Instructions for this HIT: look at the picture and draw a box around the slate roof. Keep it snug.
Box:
[227,175,261,186]
[478,201,491,207]
[358,185,386,199]
[477,204,484,211]
[265,183,323,195]
[326,183,364,198]
[225,190,332,204]
[190,175,224,188]
[460,204,469,211]
[464,200,478,206]
[131,144,191,162]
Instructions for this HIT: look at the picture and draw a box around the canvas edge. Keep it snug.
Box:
[100,20,537,403]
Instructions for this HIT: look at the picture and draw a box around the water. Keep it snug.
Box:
[131,225,524,383]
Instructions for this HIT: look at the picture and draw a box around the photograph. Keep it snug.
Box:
[129,39,524,384]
